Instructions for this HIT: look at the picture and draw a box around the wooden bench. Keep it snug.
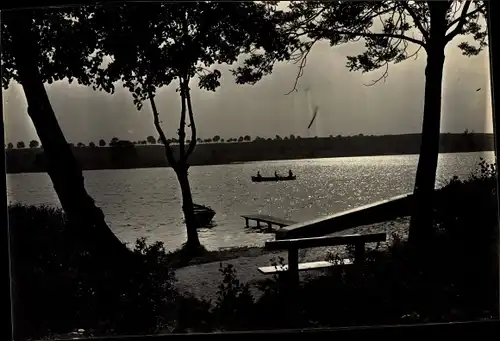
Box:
[258,232,387,285]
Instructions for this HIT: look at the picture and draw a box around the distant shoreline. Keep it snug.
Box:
[5,133,494,174]
[6,149,494,176]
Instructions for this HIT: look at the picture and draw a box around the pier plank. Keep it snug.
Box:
[241,214,297,228]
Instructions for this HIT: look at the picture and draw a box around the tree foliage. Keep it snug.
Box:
[77,2,283,249]
[232,1,489,243]
[84,2,284,167]
[233,1,488,88]
[146,136,156,145]
[1,7,104,90]
[29,140,40,148]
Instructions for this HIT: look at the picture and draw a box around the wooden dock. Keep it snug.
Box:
[275,192,414,240]
[241,214,297,230]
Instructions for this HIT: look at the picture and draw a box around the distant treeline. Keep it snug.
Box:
[5,133,495,174]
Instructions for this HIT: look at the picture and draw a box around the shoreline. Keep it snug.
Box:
[7,149,495,175]
[174,217,410,302]
[6,141,494,174]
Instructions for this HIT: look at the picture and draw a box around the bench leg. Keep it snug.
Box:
[288,247,299,288]
[354,242,365,264]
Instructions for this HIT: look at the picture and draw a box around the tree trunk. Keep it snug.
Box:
[175,165,201,250]
[408,44,446,244]
[8,11,129,259]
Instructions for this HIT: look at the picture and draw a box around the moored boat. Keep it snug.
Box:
[193,203,216,227]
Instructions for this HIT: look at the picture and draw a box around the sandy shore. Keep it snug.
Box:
[174,217,409,302]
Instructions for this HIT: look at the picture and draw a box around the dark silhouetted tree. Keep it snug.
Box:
[29,140,39,148]
[213,135,221,142]
[1,8,128,258]
[16,141,25,149]
[7,142,14,149]
[89,141,96,147]
[243,135,251,141]
[77,142,85,147]
[289,134,296,140]
[220,138,225,142]
[98,139,106,147]
[146,135,156,144]
[91,2,276,251]
[275,135,282,140]
[238,136,244,142]
[233,1,488,245]
[110,137,119,146]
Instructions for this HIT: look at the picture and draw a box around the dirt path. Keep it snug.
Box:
[174,217,409,302]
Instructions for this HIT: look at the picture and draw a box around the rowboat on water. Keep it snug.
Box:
[251,175,296,182]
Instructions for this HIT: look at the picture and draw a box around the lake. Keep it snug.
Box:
[6,151,495,251]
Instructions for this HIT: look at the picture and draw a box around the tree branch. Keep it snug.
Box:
[148,91,178,170]
[364,62,389,86]
[185,79,197,159]
[400,2,429,41]
[178,78,187,161]
[314,29,426,47]
[445,1,474,30]
[445,1,480,42]
[284,39,319,95]
[178,14,190,163]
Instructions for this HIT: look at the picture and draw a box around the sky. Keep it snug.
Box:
[2,26,493,145]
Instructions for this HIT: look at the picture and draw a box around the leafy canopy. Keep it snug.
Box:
[88,2,286,109]
[233,1,488,88]
[1,7,103,89]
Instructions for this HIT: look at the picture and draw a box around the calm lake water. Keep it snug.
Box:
[6,152,495,251]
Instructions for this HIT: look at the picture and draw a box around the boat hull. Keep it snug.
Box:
[192,204,216,227]
[251,176,296,182]
[194,211,216,227]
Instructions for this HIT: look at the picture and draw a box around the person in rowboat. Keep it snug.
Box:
[288,169,293,177]
[257,171,262,178]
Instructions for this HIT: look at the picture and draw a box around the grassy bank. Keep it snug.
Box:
[8,159,499,340]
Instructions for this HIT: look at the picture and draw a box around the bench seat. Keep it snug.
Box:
[258,259,352,275]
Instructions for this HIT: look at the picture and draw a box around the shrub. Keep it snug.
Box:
[8,204,192,339]
[8,159,498,338]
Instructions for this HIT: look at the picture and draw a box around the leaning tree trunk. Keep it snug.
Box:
[8,11,129,260]
[408,42,446,244]
[175,164,201,250]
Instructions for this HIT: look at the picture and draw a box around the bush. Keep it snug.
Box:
[8,159,499,338]
[8,204,204,339]
[210,159,499,329]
